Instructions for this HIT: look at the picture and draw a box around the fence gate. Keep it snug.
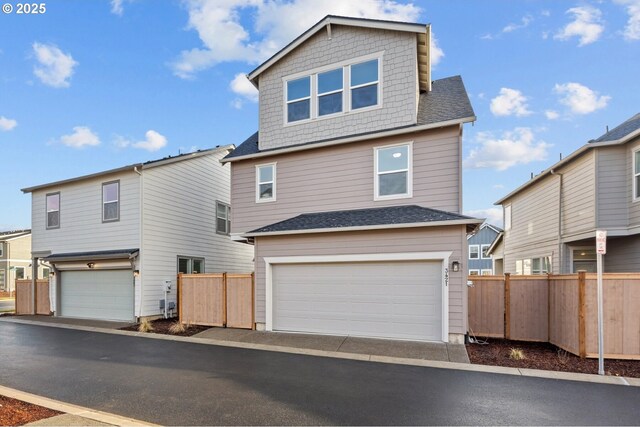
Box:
[15,279,51,315]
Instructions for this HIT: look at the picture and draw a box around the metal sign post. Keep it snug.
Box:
[595,230,607,375]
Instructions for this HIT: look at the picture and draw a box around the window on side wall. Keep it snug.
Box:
[350,59,379,110]
[469,245,479,260]
[515,256,551,275]
[46,192,60,229]
[256,163,276,202]
[504,205,512,231]
[286,76,311,123]
[318,68,343,117]
[469,269,480,276]
[481,269,493,275]
[102,181,119,222]
[0,243,3,257]
[15,266,25,280]
[375,143,411,200]
[178,256,205,274]
[634,149,640,200]
[216,201,231,235]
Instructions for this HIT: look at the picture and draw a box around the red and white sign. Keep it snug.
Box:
[596,230,607,255]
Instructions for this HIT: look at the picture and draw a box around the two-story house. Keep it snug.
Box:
[21,147,254,322]
[495,112,640,274]
[223,16,482,343]
[467,223,502,276]
[0,229,45,295]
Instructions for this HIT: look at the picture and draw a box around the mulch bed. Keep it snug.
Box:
[466,338,640,378]
[0,395,62,426]
[120,318,210,337]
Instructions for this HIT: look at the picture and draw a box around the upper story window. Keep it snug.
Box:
[0,242,3,257]
[46,192,60,229]
[504,205,512,231]
[516,256,551,275]
[216,201,231,235]
[481,244,490,259]
[256,163,276,202]
[374,142,412,200]
[102,181,119,222]
[634,149,640,200]
[469,245,480,260]
[283,53,382,125]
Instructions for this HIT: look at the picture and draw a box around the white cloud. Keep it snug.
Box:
[230,73,258,103]
[429,33,444,66]
[0,116,17,131]
[545,110,560,120]
[490,88,532,117]
[503,15,533,33]
[615,0,640,40]
[464,208,504,228]
[492,184,505,189]
[554,6,604,46]
[115,130,168,152]
[111,0,124,15]
[59,126,101,149]
[553,82,610,115]
[171,0,425,78]
[464,128,551,171]
[32,42,78,88]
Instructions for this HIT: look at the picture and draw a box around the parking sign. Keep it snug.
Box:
[596,230,607,255]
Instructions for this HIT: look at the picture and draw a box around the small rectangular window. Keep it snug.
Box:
[15,266,25,280]
[317,68,343,116]
[504,205,512,231]
[0,243,3,257]
[42,268,50,278]
[102,181,119,222]
[350,59,379,110]
[178,256,205,274]
[46,192,60,229]
[216,201,230,235]
[481,244,490,259]
[634,150,640,200]
[375,143,410,199]
[481,269,493,275]
[256,164,276,202]
[469,245,480,260]
[287,76,311,122]
[469,269,480,276]
[0,270,5,291]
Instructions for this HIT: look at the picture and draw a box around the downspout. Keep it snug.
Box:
[134,166,143,319]
[550,169,563,273]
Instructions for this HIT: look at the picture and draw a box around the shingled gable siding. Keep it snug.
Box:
[258,25,417,151]
[230,126,461,235]
[255,225,468,336]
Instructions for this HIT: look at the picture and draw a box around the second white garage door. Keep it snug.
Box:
[60,270,134,322]
[272,261,443,341]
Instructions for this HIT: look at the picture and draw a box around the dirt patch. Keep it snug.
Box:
[120,318,210,337]
[0,395,62,426]
[467,339,640,378]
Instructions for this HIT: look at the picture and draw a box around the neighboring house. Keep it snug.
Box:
[0,229,47,294]
[495,112,640,274]
[222,16,482,343]
[21,147,254,322]
[486,231,504,275]
[467,223,502,276]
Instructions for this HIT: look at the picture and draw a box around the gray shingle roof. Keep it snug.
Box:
[247,205,479,235]
[224,75,474,161]
[592,113,640,142]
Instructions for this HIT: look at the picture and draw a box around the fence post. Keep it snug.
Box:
[504,273,511,339]
[178,273,183,324]
[578,271,586,358]
[223,272,228,327]
[251,272,255,330]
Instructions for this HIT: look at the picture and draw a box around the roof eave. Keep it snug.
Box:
[44,250,139,263]
[21,164,142,194]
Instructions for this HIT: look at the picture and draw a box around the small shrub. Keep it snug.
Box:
[168,321,186,334]
[557,349,570,365]
[138,318,154,333]
[509,348,526,360]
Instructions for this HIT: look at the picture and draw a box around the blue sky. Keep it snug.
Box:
[0,0,639,230]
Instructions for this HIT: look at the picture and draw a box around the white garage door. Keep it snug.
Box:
[272,261,443,341]
[61,270,134,322]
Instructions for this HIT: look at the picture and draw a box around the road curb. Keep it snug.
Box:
[1,316,638,388]
[0,384,157,426]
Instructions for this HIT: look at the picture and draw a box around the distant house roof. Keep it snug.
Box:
[496,112,640,205]
[44,248,139,263]
[223,76,475,162]
[21,145,234,194]
[0,229,31,241]
[486,232,504,256]
[244,205,482,237]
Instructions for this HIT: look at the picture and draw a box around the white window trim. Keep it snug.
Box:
[177,256,205,275]
[468,269,480,276]
[264,252,452,343]
[0,243,3,257]
[469,244,480,260]
[481,269,493,276]
[216,201,231,235]
[282,51,384,127]
[373,141,413,201]
[504,204,512,231]
[102,180,120,223]
[316,68,344,120]
[285,76,312,124]
[481,244,491,259]
[633,148,640,202]
[46,192,60,230]
[256,163,277,203]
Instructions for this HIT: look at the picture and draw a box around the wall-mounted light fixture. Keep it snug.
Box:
[87,262,95,269]
[451,261,460,272]
[133,270,140,277]
[49,271,55,277]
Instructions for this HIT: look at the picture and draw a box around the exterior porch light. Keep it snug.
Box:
[451,261,460,272]
[133,270,140,277]
[87,262,95,269]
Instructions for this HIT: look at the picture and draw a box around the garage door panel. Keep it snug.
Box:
[273,261,443,341]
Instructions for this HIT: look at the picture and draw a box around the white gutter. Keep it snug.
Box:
[222,116,476,163]
[242,218,484,238]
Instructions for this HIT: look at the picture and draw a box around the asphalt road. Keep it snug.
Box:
[0,322,639,426]
[0,299,15,312]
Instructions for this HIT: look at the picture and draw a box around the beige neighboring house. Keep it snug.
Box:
[223,16,482,344]
[0,229,47,294]
[495,112,640,274]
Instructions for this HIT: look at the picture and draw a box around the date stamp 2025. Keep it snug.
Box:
[2,3,47,14]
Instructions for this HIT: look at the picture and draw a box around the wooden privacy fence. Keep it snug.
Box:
[178,273,254,329]
[15,279,51,315]
[468,273,640,359]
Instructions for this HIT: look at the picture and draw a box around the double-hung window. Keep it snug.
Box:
[317,68,343,117]
[102,181,119,222]
[216,201,230,235]
[350,59,379,110]
[46,192,60,229]
[481,244,490,259]
[375,143,411,200]
[469,245,480,260]
[634,149,640,200]
[256,163,276,202]
[286,76,311,122]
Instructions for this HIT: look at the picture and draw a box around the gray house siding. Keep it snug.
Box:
[467,225,499,273]
[626,137,640,227]
[562,151,596,238]
[231,126,461,234]
[140,151,254,317]
[258,25,418,151]
[255,225,468,335]
[603,235,640,272]
[597,146,629,229]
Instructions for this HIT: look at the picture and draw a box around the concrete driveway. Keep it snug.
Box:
[0,298,15,313]
[1,322,639,425]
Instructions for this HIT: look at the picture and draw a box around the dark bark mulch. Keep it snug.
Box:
[0,395,62,426]
[466,338,640,378]
[120,318,211,337]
